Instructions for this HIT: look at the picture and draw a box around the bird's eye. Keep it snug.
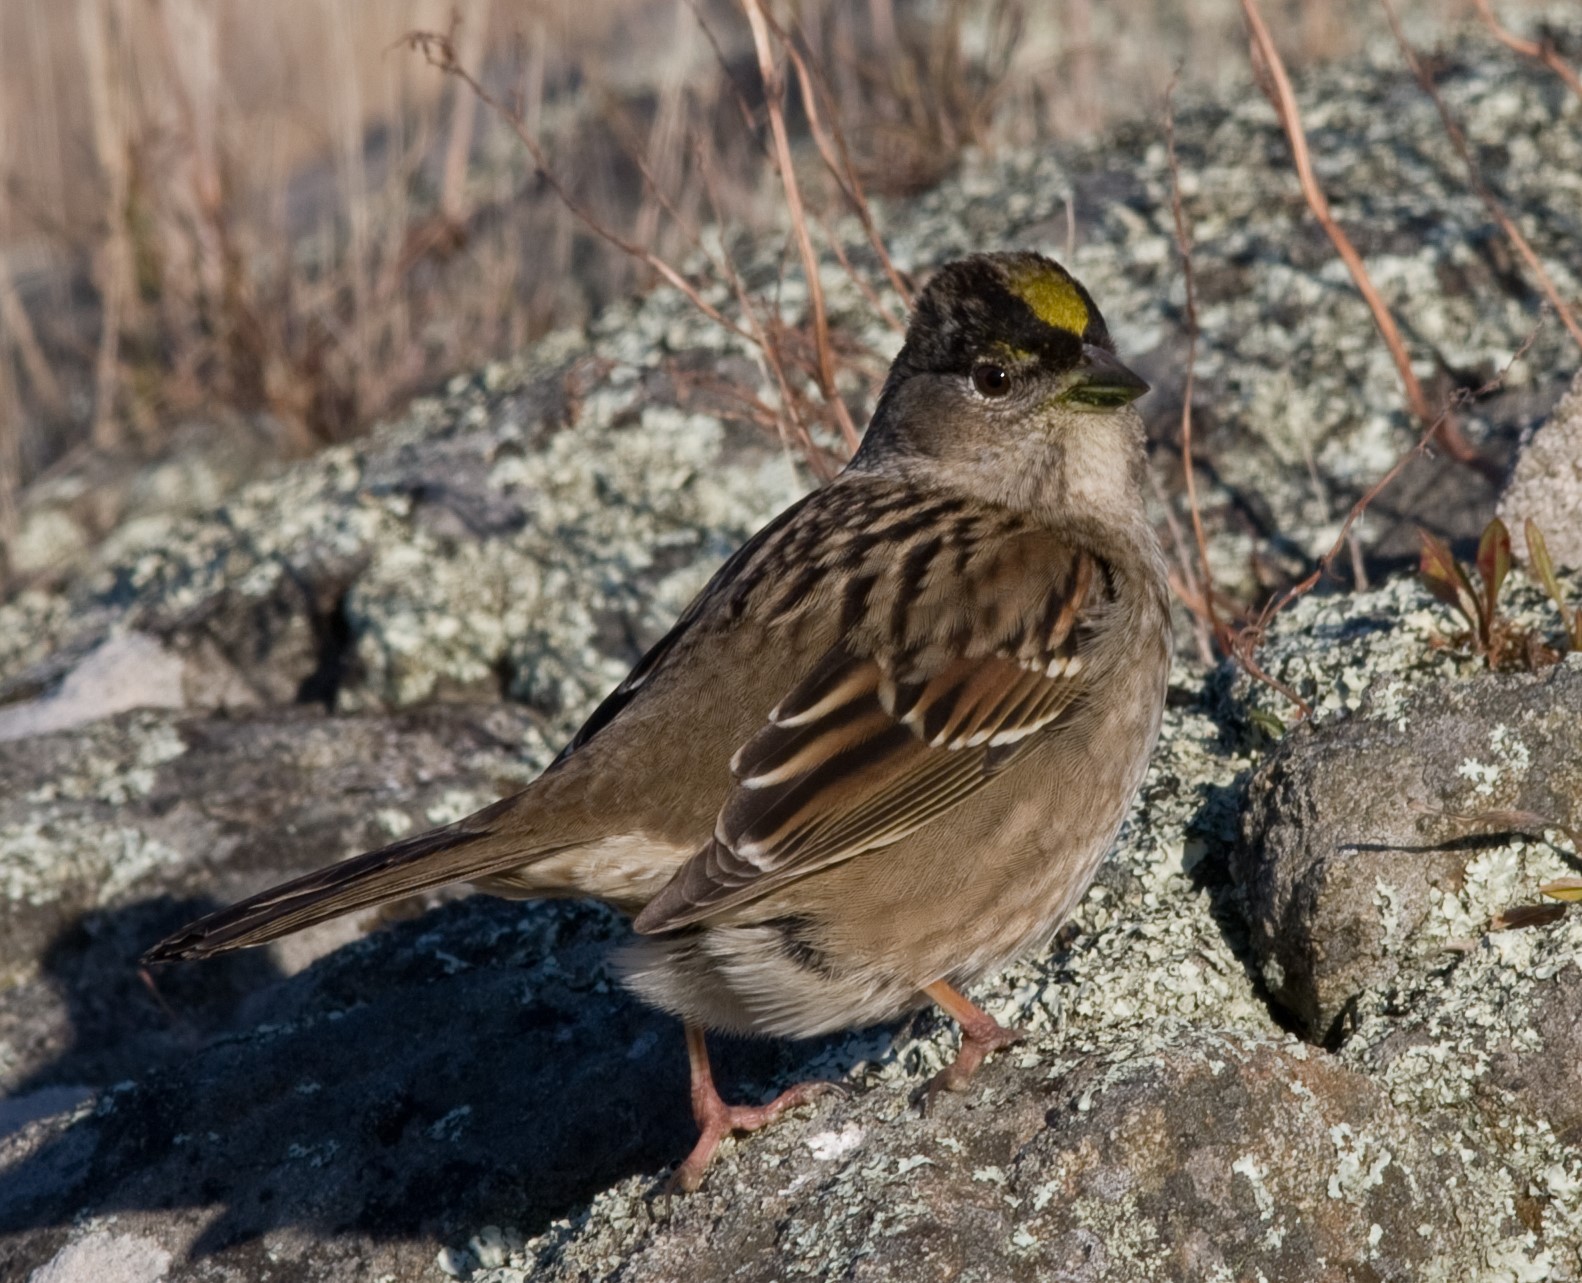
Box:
[971,363,1011,398]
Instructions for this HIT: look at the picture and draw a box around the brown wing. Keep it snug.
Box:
[141,794,556,962]
[632,537,1104,934]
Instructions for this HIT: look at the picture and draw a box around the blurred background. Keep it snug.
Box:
[0,0,1555,590]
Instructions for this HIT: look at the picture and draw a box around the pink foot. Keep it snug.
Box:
[921,979,1025,1098]
[670,1077,839,1193]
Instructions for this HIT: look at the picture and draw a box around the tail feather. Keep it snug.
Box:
[143,795,561,963]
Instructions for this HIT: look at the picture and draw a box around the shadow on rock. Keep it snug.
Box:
[1166,678,1309,1041]
[8,896,283,1098]
[0,894,861,1266]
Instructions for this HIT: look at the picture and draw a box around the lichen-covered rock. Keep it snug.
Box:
[1341,913,1582,1278]
[5,13,1582,1283]
[0,895,672,1283]
[0,674,1290,1282]
[3,8,1578,718]
[1234,662,1582,1045]
[512,1034,1497,1283]
[1354,918,1582,1154]
[0,340,808,736]
[0,703,546,1097]
[1501,368,1582,567]
[4,420,282,587]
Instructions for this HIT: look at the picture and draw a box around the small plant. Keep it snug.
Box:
[1524,519,1582,650]
[1419,517,1519,666]
[1419,515,1582,670]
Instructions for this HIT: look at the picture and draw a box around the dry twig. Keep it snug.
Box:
[1238,0,1498,482]
[766,9,913,309]
[1471,0,1582,103]
[77,0,130,450]
[0,262,67,422]
[740,0,860,452]
[1163,77,1228,664]
[691,138,841,479]
[438,0,491,227]
[1147,471,1217,666]
[1382,0,1582,354]
[1231,324,1541,715]
[405,29,753,347]
[407,9,912,479]
[685,0,911,331]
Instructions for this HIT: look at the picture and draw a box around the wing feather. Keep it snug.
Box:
[633,533,1109,934]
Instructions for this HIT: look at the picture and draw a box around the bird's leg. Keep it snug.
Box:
[922,979,1024,1094]
[670,1023,835,1193]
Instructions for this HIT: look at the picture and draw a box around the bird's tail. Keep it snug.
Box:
[142,793,566,963]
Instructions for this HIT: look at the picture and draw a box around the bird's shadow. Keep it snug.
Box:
[1165,672,1303,1038]
[0,893,868,1260]
[0,677,1349,1265]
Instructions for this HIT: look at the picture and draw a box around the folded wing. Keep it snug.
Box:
[634,534,1106,933]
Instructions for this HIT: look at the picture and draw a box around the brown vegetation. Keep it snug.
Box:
[1,0,1575,685]
[3,1,1532,552]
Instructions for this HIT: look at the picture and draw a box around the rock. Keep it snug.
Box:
[0,895,685,1283]
[4,13,1582,1282]
[0,634,187,743]
[1501,368,1582,567]
[1233,662,1582,1046]
[3,419,281,593]
[10,622,1582,1279]
[0,342,806,729]
[515,1034,1493,1283]
[0,703,545,1095]
[1340,910,1582,1283]
[1354,923,1582,1154]
[0,662,1284,1281]
[6,507,88,583]
[24,1229,173,1283]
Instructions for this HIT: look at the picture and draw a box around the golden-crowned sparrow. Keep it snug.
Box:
[145,250,1172,1191]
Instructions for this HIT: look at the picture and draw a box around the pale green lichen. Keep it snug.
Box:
[1,818,183,908]
[1327,1123,1392,1202]
[5,10,1581,1279]
[21,714,187,808]
[1341,914,1582,1279]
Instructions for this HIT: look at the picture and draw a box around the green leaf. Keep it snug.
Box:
[1418,529,1482,638]
[1525,519,1579,650]
[1248,708,1286,740]
[1475,518,1511,643]
[1539,878,1582,903]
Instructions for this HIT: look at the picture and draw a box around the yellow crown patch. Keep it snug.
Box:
[1006,263,1089,337]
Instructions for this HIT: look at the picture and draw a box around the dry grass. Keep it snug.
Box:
[0,0,1565,588]
[3,0,735,510]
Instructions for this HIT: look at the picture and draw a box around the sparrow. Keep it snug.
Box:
[145,250,1172,1191]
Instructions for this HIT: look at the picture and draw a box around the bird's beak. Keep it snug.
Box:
[1064,344,1150,408]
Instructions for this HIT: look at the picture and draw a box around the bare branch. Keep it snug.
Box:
[766,11,914,308]
[1383,0,1582,354]
[1472,0,1582,103]
[1238,0,1498,482]
[1164,75,1230,658]
[740,0,859,452]
[403,29,753,346]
